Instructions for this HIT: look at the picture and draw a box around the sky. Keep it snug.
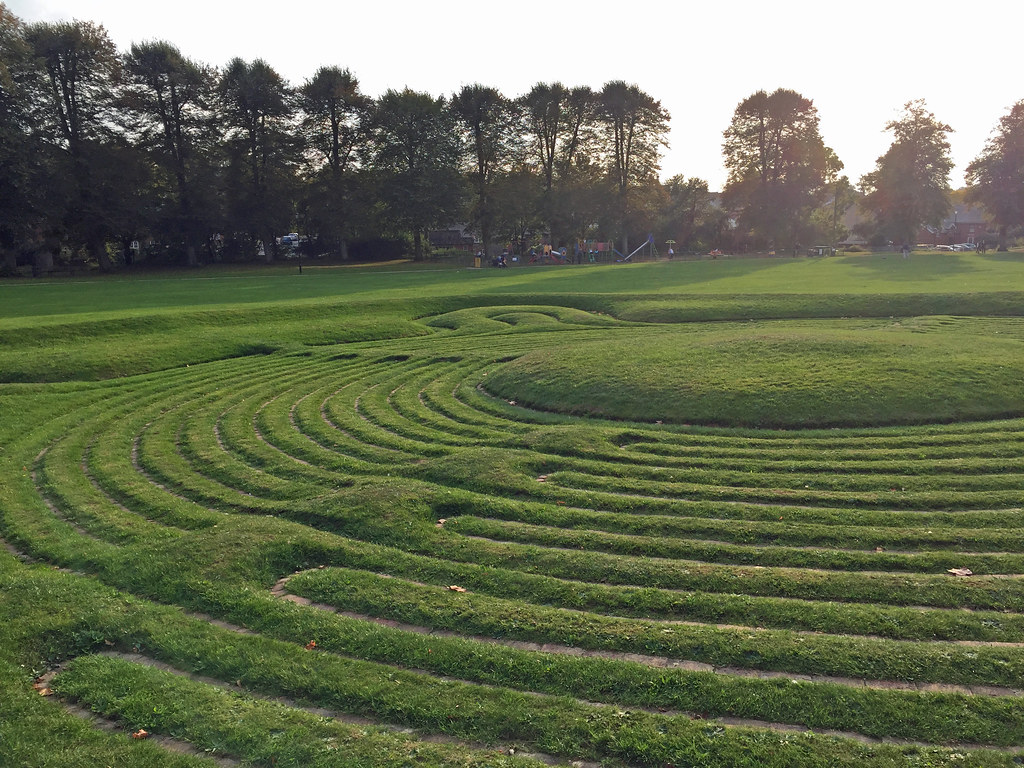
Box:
[8,0,1023,192]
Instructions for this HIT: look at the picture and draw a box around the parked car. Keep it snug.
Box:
[934,244,955,251]
[953,243,977,251]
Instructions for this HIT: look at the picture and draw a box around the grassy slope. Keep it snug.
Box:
[3,252,1024,767]
[2,251,1023,383]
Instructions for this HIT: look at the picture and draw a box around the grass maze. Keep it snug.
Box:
[4,297,1024,767]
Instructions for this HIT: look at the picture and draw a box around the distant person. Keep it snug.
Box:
[900,243,910,259]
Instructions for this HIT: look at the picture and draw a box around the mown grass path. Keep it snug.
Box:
[3,257,1024,767]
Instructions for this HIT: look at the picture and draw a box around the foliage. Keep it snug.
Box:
[722,88,835,249]
[597,80,670,253]
[371,88,465,260]
[966,100,1024,249]
[121,40,219,266]
[450,84,522,255]
[218,57,298,262]
[298,66,372,258]
[859,100,953,245]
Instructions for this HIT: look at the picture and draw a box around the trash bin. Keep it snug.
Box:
[474,256,481,268]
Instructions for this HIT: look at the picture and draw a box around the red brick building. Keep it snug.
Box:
[917,204,990,247]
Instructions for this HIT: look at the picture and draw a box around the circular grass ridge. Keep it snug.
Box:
[484,327,1024,428]
[7,305,1024,767]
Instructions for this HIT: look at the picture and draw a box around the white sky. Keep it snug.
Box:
[8,0,1023,191]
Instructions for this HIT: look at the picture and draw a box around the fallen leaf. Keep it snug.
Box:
[304,640,318,650]
[448,585,467,593]
[131,729,149,740]
[36,687,53,696]
[875,547,884,553]
[947,568,973,577]
[436,518,447,527]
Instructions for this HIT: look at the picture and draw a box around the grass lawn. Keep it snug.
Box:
[3,251,1024,767]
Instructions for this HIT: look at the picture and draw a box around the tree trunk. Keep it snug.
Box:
[413,229,423,261]
[264,229,275,264]
[1,247,16,274]
[91,235,112,272]
[33,248,54,277]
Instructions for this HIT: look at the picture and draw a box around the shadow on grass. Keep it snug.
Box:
[835,253,980,282]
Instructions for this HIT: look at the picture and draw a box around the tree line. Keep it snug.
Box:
[2,4,1023,275]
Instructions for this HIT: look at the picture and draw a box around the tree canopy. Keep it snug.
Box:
[966,101,1024,249]
[722,88,834,250]
[7,2,1022,275]
[859,100,953,245]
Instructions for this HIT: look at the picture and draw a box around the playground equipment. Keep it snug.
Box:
[619,234,659,262]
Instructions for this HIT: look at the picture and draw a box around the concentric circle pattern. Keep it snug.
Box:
[5,305,1024,766]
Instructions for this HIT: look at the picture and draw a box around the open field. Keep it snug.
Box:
[3,252,1024,767]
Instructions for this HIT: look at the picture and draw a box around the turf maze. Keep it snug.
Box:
[4,304,1024,767]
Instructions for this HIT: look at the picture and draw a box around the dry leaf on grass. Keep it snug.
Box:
[447,585,467,592]
[131,729,149,739]
[947,568,973,577]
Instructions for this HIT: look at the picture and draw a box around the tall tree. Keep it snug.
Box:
[219,57,297,262]
[0,3,45,272]
[25,18,123,269]
[371,88,463,260]
[520,82,565,192]
[298,65,371,258]
[450,84,520,257]
[122,40,218,265]
[722,88,833,250]
[519,83,600,249]
[966,101,1024,250]
[859,99,953,245]
[596,81,669,255]
[660,175,712,252]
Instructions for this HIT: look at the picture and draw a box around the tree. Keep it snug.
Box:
[25,18,124,269]
[660,175,712,252]
[518,83,601,249]
[370,88,463,260]
[490,165,545,258]
[219,57,297,262]
[596,81,669,255]
[450,84,520,257]
[722,88,834,250]
[0,3,45,272]
[298,66,372,258]
[966,101,1024,250]
[122,40,218,265]
[859,99,953,245]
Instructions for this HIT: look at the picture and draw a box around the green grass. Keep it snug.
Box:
[483,325,1024,427]
[4,253,1024,767]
